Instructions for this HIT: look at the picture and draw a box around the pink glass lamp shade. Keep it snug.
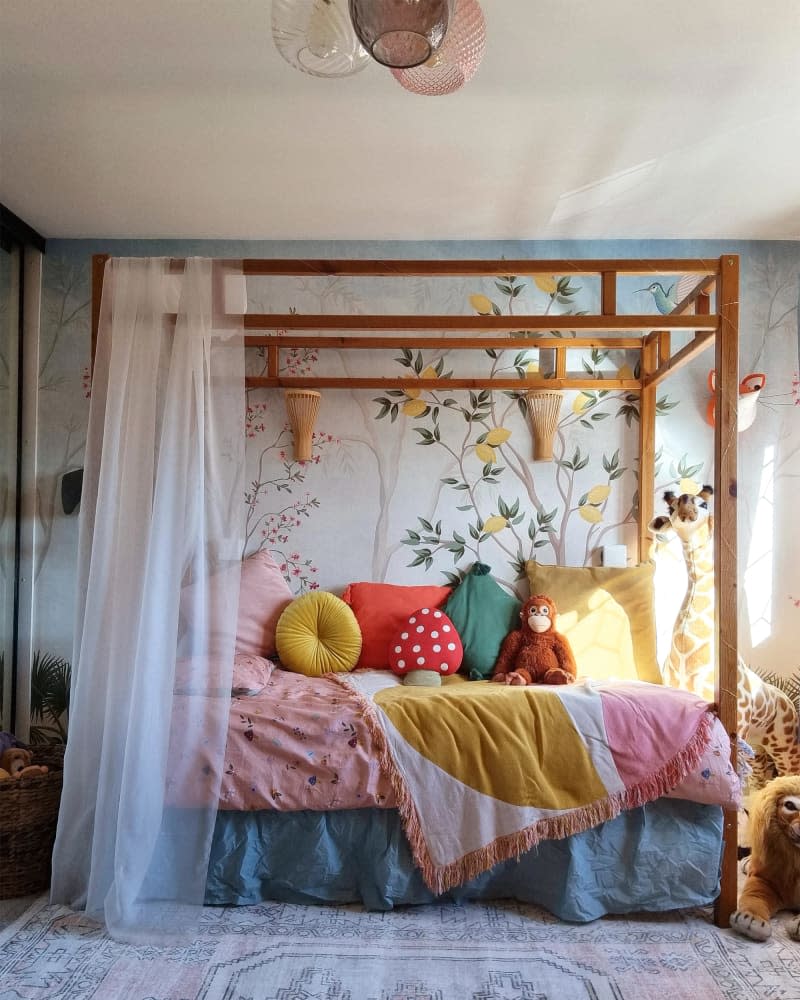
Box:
[391,0,485,95]
[272,0,370,78]
[348,0,455,69]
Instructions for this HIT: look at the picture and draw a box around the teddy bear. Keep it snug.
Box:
[491,594,577,686]
[0,747,49,780]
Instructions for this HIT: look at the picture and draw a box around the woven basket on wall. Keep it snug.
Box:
[0,743,65,899]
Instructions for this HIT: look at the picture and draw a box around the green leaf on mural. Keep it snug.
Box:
[656,395,679,413]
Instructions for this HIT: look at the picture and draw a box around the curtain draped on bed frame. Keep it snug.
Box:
[50,257,245,941]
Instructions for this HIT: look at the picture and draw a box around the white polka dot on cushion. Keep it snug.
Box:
[388,606,463,679]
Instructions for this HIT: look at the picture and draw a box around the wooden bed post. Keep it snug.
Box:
[91,254,110,373]
[713,254,740,929]
[638,333,659,562]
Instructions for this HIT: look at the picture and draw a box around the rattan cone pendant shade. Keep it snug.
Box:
[391,0,485,96]
[272,0,370,78]
[525,389,564,462]
[349,0,455,68]
[285,389,322,461]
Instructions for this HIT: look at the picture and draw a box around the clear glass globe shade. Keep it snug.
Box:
[272,0,370,78]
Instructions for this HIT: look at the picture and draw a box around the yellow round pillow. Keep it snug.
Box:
[275,591,362,676]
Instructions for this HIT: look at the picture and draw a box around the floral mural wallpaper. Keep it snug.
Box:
[16,238,800,741]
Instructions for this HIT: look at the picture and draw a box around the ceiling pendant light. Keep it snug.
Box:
[348,0,455,69]
[272,0,370,78]
[391,0,485,96]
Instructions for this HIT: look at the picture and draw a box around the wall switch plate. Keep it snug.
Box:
[601,544,627,568]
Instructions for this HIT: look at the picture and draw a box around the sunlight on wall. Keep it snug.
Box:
[745,444,775,647]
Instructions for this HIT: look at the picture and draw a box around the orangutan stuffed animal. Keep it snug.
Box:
[729,775,800,941]
[491,594,577,686]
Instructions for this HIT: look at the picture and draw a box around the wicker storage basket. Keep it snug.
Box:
[0,743,66,899]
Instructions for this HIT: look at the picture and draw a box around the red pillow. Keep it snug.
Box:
[342,582,452,669]
[388,607,463,679]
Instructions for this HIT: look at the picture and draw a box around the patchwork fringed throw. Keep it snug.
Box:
[340,673,716,894]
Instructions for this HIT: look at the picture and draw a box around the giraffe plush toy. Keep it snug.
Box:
[649,486,800,778]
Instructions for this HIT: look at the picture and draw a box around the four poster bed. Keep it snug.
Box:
[90,254,742,928]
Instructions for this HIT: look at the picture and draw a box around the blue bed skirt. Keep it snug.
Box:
[206,799,723,922]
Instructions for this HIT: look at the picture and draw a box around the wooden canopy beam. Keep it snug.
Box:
[245,335,646,351]
[241,313,716,333]
[245,376,642,392]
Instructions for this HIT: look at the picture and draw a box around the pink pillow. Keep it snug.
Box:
[236,550,294,658]
[232,653,275,694]
[342,582,452,669]
[174,653,274,696]
[180,550,293,659]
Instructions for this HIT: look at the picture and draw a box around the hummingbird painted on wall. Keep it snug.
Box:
[637,281,677,314]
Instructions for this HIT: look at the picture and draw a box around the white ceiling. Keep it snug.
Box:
[2,0,799,241]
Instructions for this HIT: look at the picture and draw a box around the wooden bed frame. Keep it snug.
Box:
[91,253,740,927]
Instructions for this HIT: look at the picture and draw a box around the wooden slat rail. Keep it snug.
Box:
[90,253,739,929]
[244,335,645,351]
[238,258,723,277]
[240,313,716,332]
[245,376,642,391]
[643,332,715,388]
[670,274,717,316]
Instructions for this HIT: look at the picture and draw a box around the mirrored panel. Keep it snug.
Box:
[0,243,20,732]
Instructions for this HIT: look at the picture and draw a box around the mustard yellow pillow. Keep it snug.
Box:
[524,560,660,684]
[275,591,362,676]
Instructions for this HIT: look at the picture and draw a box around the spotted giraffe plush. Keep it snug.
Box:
[649,487,800,779]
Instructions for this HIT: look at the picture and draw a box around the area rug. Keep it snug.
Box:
[1,895,799,1000]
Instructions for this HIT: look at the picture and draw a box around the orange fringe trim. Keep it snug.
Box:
[332,675,715,896]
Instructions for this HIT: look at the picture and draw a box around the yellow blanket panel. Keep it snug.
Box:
[374,678,607,808]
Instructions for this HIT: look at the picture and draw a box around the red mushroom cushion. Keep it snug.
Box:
[388,607,463,678]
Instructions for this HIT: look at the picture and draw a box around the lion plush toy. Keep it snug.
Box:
[729,774,800,941]
[491,594,577,686]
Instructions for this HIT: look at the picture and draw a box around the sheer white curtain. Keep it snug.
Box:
[51,257,245,941]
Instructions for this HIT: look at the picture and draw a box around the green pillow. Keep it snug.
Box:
[444,563,522,680]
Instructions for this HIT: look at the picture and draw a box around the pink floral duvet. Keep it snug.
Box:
[169,661,395,811]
